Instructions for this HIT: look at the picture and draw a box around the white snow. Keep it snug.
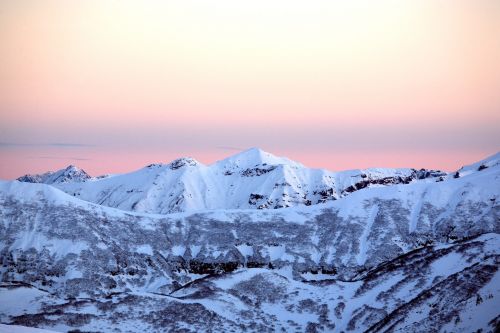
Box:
[189,245,201,257]
[136,244,154,256]
[171,245,186,256]
[236,244,254,257]
[0,325,61,333]
[409,190,425,233]
[0,287,47,317]
[356,205,379,265]
[266,244,286,261]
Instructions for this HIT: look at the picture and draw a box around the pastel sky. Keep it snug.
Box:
[1,0,499,179]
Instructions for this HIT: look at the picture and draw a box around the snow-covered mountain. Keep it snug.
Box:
[17,165,92,184]
[17,148,447,214]
[0,151,499,332]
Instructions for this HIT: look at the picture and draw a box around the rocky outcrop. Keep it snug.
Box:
[169,157,199,170]
[341,168,446,195]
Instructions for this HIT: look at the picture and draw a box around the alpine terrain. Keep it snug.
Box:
[1,149,499,332]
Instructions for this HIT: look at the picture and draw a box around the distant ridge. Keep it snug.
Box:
[25,149,500,214]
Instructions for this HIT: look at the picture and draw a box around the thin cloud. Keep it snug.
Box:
[0,142,95,148]
[48,143,95,147]
[28,156,91,161]
[216,146,244,151]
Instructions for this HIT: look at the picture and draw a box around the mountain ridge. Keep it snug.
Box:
[14,148,468,214]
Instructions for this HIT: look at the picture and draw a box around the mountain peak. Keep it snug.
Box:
[17,165,91,184]
[50,165,92,183]
[169,157,202,170]
[65,164,81,171]
[216,147,304,169]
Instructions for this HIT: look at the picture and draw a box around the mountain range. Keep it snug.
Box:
[1,149,499,332]
[16,148,449,214]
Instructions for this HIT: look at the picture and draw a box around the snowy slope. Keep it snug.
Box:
[1,233,498,333]
[21,148,447,214]
[0,324,60,333]
[1,152,498,332]
[454,151,500,178]
[6,154,498,275]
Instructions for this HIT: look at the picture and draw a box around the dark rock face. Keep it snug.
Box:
[478,164,488,171]
[241,166,277,177]
[313,187,336,203]
[247,193,272,209]
[146,163,164,168]
[248,193,266,205]
[185,261,240,275]
[341,169,446,195]
[415,168,447,179]
[169,158,199,170]
[343,176,409,194]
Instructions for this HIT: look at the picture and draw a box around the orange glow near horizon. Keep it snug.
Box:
[1,1,499,179]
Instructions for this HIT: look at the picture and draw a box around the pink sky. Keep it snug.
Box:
[1,1,499,179]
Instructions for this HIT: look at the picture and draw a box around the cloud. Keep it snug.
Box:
[47,143,95,147]
[216,146,244,151]
[27,156,90,160]
[0,142,95,148]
